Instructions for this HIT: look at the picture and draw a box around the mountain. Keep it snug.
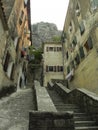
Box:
[31,22,62,48]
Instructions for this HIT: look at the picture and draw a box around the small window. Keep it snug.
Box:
[84,37,93,52]
[79,46,85,59]
[75,54,80,65]
[79,21,85,35]
[69,22,72,32]
[76,3,80,16]
[59,66,63,72]
[49,47,54,51]
[49,66,53,71]
[67,66,70,74]
[57,47,62,51]
[46,66,48,72]
[72,36,77,46]
[19,18,22,25]
[87,37,93,49]
[3,51,10,72]
[66,51,69,60]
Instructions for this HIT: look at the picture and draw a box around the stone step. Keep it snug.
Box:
[55,104,79,109]
[75,121,96,127]
[74,113,87,117]
[57,107,81,112]
[75,126,98,130]
[74,116,92,121]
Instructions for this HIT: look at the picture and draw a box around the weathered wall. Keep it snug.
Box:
[69,48,98,94]
[63,0,98,94]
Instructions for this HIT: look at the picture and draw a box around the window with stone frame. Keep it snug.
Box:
[76,2,81,16]
[67,66,70,74]
[49,47,54,51]
[84,37,93,52]
[49,66,54,72]
[3,51,10,72]
[69,21,73,32]
[46,65,48,72]
[57,47,62,51]
[58,66,63,72]
[72,36,77,47]
[79,21,85,35]
[10,64,15,80]
[79,46,85,59]
[75,54,80,65]
[66,51,69,60]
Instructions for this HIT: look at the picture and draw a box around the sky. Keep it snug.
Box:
[30,0,69,30]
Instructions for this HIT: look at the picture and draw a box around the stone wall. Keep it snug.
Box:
[53,83,98,124]
[29,111,74,130]
[29,81,74,130]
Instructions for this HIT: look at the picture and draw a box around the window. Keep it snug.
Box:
[66,51,69,60]
[19,11,24,25]
[87,37,93,49]
[90,0,98,10]
[69,22,72,32]
[46,66,63,72]
[49,66,53,71]
[84,37,93,52]
[75,54,80,65]
[46,65,48,72]
[57,47,62,51]
[76,3,80,16]
[72,36,77,46]
[67,66,70,74]
[10,64,15,80]
[19,18,22,25]
[79,46,85,59]
[79,21,85,35]
[3,51,10,72]
[49,47,54,51]
[59,66,63,72]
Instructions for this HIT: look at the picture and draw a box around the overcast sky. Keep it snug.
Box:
[30,0,69,30]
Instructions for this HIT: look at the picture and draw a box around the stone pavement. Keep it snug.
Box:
[0,88,35,130]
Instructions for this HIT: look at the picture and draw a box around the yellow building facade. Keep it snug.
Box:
[62,0,98,94]
[43,42,64,87]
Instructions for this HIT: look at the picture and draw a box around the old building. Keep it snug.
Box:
[43,42,64,87]
[0,0,32,93]
[0,1,13,91]
[62,0,98,93]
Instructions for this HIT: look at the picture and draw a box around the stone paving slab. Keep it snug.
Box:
[0,88,34,130]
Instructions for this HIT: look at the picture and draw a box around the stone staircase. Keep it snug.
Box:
[47,87,98,130]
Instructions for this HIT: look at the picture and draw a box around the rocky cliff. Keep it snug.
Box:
[31,22,62,48]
